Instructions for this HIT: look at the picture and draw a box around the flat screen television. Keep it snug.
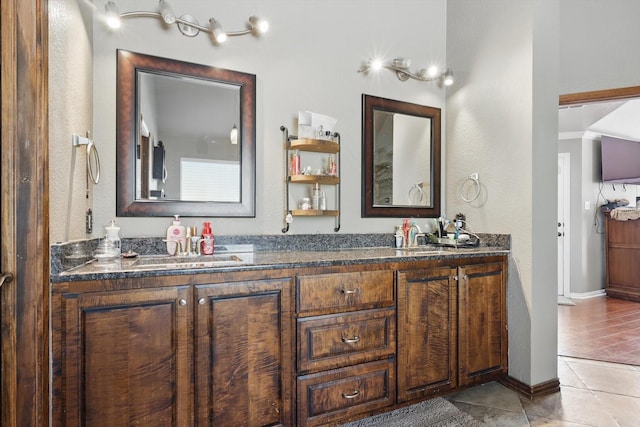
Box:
[600,135,640,184]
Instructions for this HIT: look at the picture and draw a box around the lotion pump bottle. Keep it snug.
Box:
[166,215,186,255]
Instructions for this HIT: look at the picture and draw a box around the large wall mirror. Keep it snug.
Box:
[116,50,256,217]
[362,94,441,217]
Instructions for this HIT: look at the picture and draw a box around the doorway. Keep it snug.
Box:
[558,86,640,365]
[557,152,570,298]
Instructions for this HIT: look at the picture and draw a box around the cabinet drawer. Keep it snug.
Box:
[297,359,395,427]
[298,308,395,373]
[297,270,394,315]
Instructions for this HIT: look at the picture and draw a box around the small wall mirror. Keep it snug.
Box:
[116,50,256,217]
[362,94,441,217]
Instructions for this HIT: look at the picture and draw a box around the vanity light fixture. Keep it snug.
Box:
[358,57,454,86]
[104,0,269,44]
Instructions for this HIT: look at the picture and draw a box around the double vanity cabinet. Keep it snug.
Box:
[51,251,507,427]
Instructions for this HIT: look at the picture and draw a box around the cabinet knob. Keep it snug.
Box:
[198,298,206,305]
[178,299,187,306]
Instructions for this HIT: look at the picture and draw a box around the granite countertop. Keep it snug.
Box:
[52,244,510,283]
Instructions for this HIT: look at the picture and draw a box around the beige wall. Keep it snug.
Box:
[446,0,560,388]
[49,0,94,242]
[50,0,449,242]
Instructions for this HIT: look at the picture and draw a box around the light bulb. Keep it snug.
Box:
[209,18,227,43]
[159,0,176,24]
[443,68,454,86]
[105,1,121,29]
[249,16,269,34]
[370,59,384,71]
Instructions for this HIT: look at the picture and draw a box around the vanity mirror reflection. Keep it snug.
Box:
[116,50,256,217]
[362,94,441,218]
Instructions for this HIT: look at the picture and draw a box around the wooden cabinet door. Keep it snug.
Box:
[54,286,192,427]
[396,266,457,402]
[194,278,294,427]
[458,261,508,386]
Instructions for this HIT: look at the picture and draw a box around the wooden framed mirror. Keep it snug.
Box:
[116,50,256,217]
[362,94,441,218]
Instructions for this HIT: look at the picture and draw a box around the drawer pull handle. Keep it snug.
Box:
[341,288,360,295]
[342,390,360,399]
[342,335,360,344]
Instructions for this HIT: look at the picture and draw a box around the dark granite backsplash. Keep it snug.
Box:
[51,233,510,276]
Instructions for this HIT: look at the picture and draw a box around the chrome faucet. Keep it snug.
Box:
[408,223,425,247]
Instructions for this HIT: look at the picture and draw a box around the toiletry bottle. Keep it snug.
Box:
[200,221,215,255]
[166,214,186,255]
[185,226,193,255]
[290,150,301,176]
[328,154,337,176]
[105,219,121,255]
[189,226,199,255]
[402,218,411,247]
[394,226,404,248]
[312,183,321,210]
[320,191,327,210]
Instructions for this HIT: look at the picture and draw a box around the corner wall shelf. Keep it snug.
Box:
[281,126,341,233]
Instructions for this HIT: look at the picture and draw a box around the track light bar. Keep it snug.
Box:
[358,57,454,85]
[104,1,269,44]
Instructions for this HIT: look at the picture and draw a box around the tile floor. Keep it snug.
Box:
[443,294,640,427]
[445,357,640,426]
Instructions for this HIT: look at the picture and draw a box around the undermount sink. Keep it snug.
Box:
[130,254,245,270]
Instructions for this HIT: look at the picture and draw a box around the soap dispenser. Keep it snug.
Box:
[200,221,215,255]
[166,215,187,255]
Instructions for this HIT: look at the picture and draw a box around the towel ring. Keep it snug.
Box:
[86,141,100,185]
[408,184,424,204]
[460,174,480,203]
[72,133,100,185]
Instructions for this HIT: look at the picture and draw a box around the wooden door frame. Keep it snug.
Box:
[1,0,50,426]
[560,86,640,106]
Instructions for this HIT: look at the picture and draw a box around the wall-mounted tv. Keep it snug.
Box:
[601,135,640,184]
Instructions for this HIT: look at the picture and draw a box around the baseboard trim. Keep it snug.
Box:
[570,290,605,300]
[499,376,560,399]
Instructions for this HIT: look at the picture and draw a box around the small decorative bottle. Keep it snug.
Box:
[312,183,321,210]
[105,219,121,256]
[328,154,337,176]
[290,150,301,176]
[394,226,404,248]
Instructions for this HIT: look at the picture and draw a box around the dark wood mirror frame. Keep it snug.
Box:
[116,50,256,217]
[361,94,441,218]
